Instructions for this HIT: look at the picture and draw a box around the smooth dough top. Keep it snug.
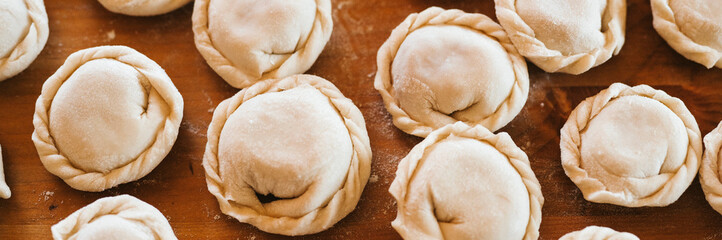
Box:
[192,0,333,88]
[97,0,191,16]
[32,46,184,192]
[0,0,49,81]
[700,121,722,215]
[559,226,639,240]
[375,7,529,138]
[51,195,177,240]
[203,74,371,236]
[560,83,701,207]
[495,0,626,74]
[390,122,543,239]
[652,0,722,68]
[0,145,9,199]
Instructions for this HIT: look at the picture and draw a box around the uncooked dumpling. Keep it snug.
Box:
[559,226,639,240]
[203,74,371,236]
[0,145,9,199]
[375,7,529,137]
[495,0,626,74]
[51,195,177,240]
[652,0,722,68]
[560,83,701,207]
[389,122,543,239]
[0,0,49,81]
[32,46,184,192]
[192,0,332,88]
[97,0,192,16]
[700,121,722,215]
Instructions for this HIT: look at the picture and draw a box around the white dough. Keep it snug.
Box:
[32,46,184,192]
[203,74,371,236]
[0,0,49,81]
[560,83,702,207]
[495,0,626,74]
[390,122,543,239]
[375,7,529,137]
[652,0,722,68]
[700,121,722,215]
[192,0,332,88]
[559,226,639,240]
[98,0,192,16]
[0,145,10,199]
[51,195,177,240]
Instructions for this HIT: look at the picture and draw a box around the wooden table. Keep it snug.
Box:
[1,0,721,239]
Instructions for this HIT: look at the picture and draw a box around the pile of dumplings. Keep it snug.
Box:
[0,0,721,239]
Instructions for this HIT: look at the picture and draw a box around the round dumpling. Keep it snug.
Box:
[51,195,177,240]
[560,83,701,207]
[652,0,722,68]
[700,121,722,215]
[375,7,529,137]
[203,74,371,236]
[559,226,639,240]
[495,0,626,74]
[389,122,543,239]
[192,0,332,88]
[97,0,192,16]
[0,0,49,81]
[32,46,184,192]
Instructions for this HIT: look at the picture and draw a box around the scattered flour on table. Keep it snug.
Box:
[106,30,116,41]
[42,191,54,201]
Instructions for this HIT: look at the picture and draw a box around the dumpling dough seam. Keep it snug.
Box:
[494,0,626,74]
[0,0,49,81]
[560,83,702,207]
[32,46,184,192]
[651,0,722,68]
[192,0,332,88]
[700,121,722,214]
[203,74,371,235]
[389,122,543,240]
[374,7,529,137]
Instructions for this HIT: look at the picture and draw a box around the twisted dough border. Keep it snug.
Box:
[51,195,177,240]
[559,226,639,240]
[98,0,192,16]
[374,7,529,138]
[651,0,722,68]
[560,83,702,207]
[192,0,333,89]
[32,45,184,192]
[701,121,722,215]
[0,0,49,81]
[389,122,543,239]
[203,74,371,236]
[495,0,626,74]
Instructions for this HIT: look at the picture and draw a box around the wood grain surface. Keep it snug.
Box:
[1,0,721,239]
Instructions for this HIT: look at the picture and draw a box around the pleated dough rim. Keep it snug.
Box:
[559,226,639,240]
[374,7,529,138]
[388,122,543,240]
[203,74,372,236]
[560,83,702,207]
[51,194,177,240]
[32,45,184,192]
[98,0,193,16]
[494,0,626,74]
[700,121,722,215]
[651,0,722,68]
[0,0,49,81]
[191,0,333,89]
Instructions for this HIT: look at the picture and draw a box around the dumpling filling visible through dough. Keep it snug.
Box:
[218,85,352,218]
